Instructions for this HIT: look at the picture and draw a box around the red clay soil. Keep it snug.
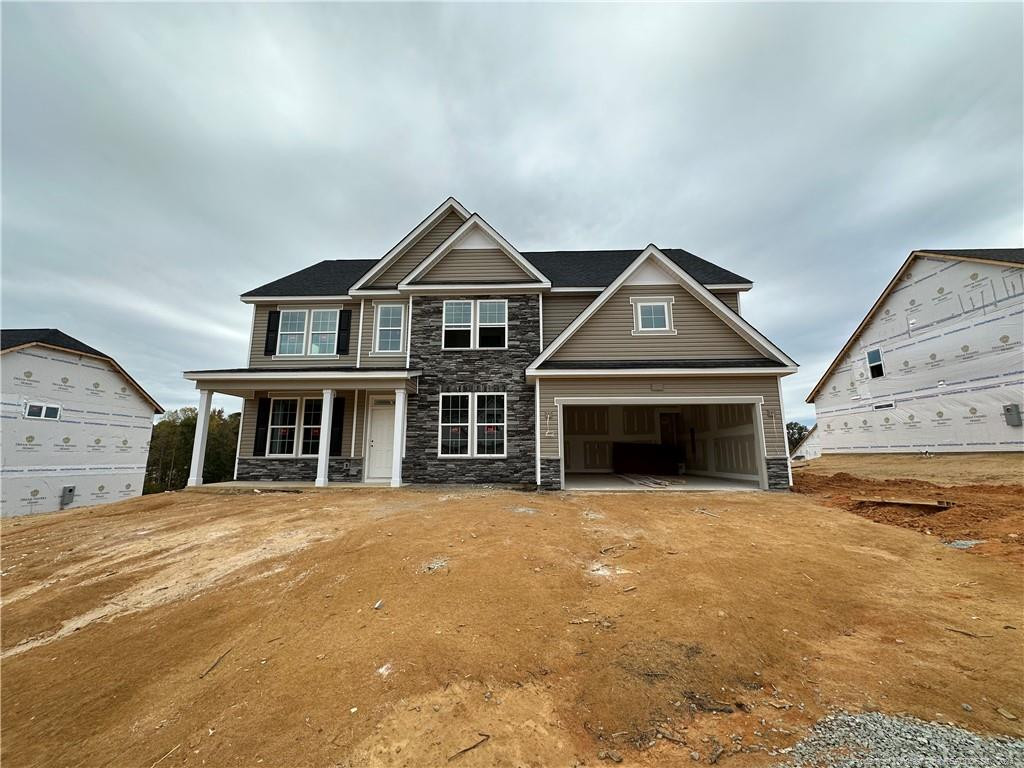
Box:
[793,472,1024,565]
[1,486,1022,768]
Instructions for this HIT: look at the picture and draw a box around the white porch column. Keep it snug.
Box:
[316,389,335,487]
[391,388,406,487]
[187,389,213,487]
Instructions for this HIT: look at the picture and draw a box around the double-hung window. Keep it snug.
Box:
[301,398,323,455]
[375,304,404,353]
[867,348,885,379]
[477,301,507,348]
[25,402,61,420]
[441,299,508,349]
[631,297,675,335]
[443,301,473,349]
[438,392,506,458]
[268,399,299,455]
[309,310,338,356]
[277,310,307,355]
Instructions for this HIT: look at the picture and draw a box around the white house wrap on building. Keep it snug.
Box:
[1,329,162,516]
[806,249,1024,454]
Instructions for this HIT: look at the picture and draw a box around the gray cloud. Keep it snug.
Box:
[3,3,1021,422]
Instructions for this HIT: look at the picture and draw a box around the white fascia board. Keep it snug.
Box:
[553,395,765,405]
[240,295,352,304]
[526,366,796,379]
[529,245,796,370]
[183,369,421,382]
[708,283,754,292]
[348,197,471,291]
[349,288,403,297]
[398,283,547,295]
[548,286,604,293]
[399,213,552,288]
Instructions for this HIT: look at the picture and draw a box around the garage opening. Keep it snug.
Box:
[561,402,763,491]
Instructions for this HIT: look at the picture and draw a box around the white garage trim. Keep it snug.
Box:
[553,395,769,491]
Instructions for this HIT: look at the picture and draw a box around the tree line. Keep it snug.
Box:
[144,408,239,493]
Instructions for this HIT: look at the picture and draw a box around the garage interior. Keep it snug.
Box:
[561,402,763,491]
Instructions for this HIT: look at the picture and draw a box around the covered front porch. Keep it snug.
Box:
[182,368,420,488]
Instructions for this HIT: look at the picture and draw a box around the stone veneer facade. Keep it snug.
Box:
[236,457,363,483]
[402,294,538,486]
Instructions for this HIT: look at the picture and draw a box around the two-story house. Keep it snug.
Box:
[184,198,797,491]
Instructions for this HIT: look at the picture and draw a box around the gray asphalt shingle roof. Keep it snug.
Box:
[1,328,108,357]
[919,248,1024,264]
[241,248,750,297]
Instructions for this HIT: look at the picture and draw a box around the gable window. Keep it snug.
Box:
[25,402,61,420]
[630,297,676,335]
[477,301,507,348]
[277,310,307,355]
[309,310,339,356]
[443,301,473,349]
[375,304,405,353]
[267,398,299,455]
[301,398,323,455]
[867,348,885,379]
[438,392,506,458]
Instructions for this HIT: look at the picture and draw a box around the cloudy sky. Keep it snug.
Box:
[3,2,1021,424]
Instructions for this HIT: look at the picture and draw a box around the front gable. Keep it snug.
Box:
[401,215,550,287]
[530,247,796,371]
[351,198,470,290]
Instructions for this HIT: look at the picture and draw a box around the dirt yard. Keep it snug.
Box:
[793,452,1024,565]
[2,477,1022,767]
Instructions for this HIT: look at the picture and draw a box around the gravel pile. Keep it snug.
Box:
[778,712,1024,767]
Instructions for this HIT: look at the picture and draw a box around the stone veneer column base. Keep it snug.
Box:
[765,458,791,490]
[539,458,562,490]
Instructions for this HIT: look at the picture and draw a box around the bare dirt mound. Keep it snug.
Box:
[2,488,1022,768]
[794,471,1024,564]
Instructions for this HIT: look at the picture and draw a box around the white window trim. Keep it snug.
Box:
[24,401,62,420]
[299,396,326,456]
[442,300,474,351]
[440,299,508,351]
[372,302,406,355]
[276,309,309,357]
[867,347,885,379]
[437,391,507,459]
[475,299,508,350]
[267,396,327,457]
[629,296,676,336]
[266,397,301,456]
[307,308,341,357]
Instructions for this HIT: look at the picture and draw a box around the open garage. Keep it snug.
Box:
[557,398,769,491]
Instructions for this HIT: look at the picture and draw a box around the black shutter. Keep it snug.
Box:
[329,397,346,457]
[336,309,353,355]
[253,398,271,457]
[264,310,280,356]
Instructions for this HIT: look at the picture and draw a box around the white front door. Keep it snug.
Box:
[366,398,396,481]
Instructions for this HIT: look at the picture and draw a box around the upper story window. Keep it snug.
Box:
[277,310,307,355]
[309,310,339,356]
[25,402,61,420]
[867,348,885,378]
[630,297,676,335]
[375,303,405,353]
[442,299,508,350]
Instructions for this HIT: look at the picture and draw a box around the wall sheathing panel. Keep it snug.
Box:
[814,256,1024,453]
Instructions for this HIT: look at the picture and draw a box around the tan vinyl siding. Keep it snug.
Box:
[370,211,466,287]
[358,300,408,368]
[249,304,357,368]
[537,376,786,459]
[417,248,535,284]
[714,292,739,313]
[542,294,595,347]
[238,390,363,459]
[550,284,761,362]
